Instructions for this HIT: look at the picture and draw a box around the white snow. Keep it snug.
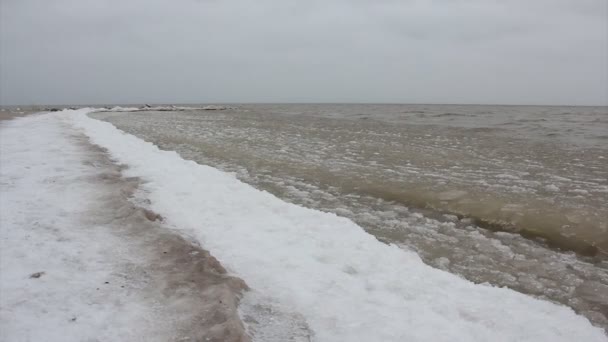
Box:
[0,114,213,341]
[64,109,606,342]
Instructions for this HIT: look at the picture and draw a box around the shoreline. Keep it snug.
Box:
[71,108,606,341]
[93,105,608,330]
[2,109,606,340]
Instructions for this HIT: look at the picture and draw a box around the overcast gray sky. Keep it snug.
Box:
[1,0,606,105]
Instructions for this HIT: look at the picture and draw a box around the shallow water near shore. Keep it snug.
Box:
[92,104,608,329]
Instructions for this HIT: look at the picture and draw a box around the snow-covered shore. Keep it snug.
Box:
[0,113,249,341]
[1,109,606,341]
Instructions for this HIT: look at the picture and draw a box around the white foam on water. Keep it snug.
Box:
[67,109,606,342]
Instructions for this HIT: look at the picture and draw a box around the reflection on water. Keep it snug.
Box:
[93,104,608,329]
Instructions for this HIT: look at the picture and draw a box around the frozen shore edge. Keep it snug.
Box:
[66,108,605,341]
[2,108,605,341]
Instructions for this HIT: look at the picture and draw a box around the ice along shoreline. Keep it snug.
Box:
[68,108,606,341]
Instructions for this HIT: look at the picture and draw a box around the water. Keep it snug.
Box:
[92,104,608,329]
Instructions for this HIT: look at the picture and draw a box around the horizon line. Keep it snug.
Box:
[2,101,607,108]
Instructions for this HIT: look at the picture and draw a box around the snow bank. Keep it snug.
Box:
[66,109,606,342]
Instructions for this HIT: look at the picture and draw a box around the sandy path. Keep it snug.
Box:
[0,114,250,341]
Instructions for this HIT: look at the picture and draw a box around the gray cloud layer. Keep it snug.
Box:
[1,0,606,105]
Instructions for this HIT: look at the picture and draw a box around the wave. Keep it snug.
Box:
[352,184,604,258]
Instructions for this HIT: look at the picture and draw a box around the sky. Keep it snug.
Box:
[1,0,607,106]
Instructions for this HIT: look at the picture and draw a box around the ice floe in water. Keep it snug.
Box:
[64,109,606,341]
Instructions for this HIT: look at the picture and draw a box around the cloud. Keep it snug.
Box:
[1,0,606,105]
